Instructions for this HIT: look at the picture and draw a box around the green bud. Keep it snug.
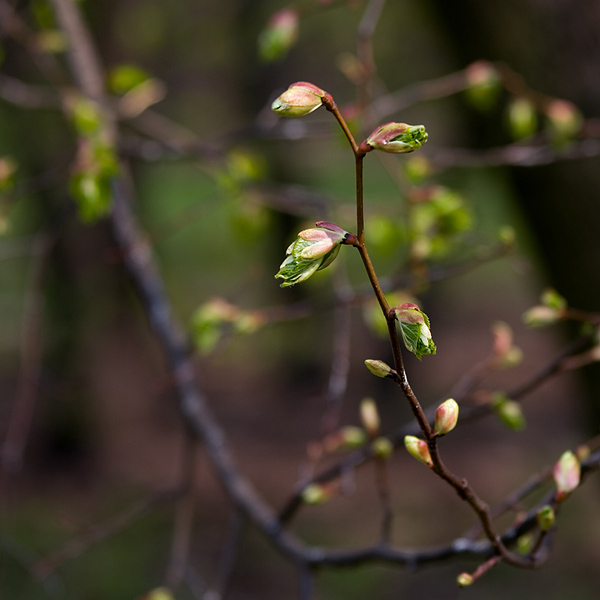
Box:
[271,81,325,118]
[492,393,526,431]
[553,450,580,497]
[258,8,299,63]
[365,122,428,154]
[404,435,432,466]
[536,505,555,532]
[372,437,393,459]
[323,426,368,453]
[540,288,567,310]
[275,221,353,287]
[456,572,474,587]
[364,359,393,379]
[434,398,459,435]
[507,97,538,140]
[516,533,534,555]
[108,63,152,95]
[498,225,516,248]
[393,303,436,360]
[69,171,112,222]
[0,157,17,192]
[302,483,330,505]
[404,155,431,184]
[70,96,104,137]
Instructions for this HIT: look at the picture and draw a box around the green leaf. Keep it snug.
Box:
[398,320,436,360]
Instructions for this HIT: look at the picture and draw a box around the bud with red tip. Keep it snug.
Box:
[363,122,428,154]
[553,450,580,499]
[258,9,299,62]
[404,435,432,466]
[271,81,326,118]
[457,572,474,587]
[434,398,459,435]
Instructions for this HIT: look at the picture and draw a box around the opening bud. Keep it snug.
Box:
[275,221,353,287]
[364,359,393,379]
[553,450,580,498]
[536,505,555,532]
[434,398,459,435]
[271,81,325,118]
[392,303,436,360]
[456,572,474,587]
[365,122,428,154]
[404,435,432,466]
[360,398,380,437]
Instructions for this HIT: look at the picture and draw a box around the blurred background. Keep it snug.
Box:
[1,0,600,598]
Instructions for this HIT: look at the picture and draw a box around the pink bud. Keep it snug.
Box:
[434,398,459,435]
[271,82,325,118]
[553,450,580,497]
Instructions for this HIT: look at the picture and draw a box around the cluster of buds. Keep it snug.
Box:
[392,303,436,360]
[275,221,356,287]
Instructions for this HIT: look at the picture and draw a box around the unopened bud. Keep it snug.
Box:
[492,393,526,431]
[271,81,325,118]
[516,533,534,555]
[302,483,331,505]
[456,572,474,587]
[523,305,560,328]
[323,426,367,452]
[404,435,432,466]
[141,588,175,600]
[545,99,582,141]
[464,60,500,111]
[553,450,580,497]
[372,437,393,459]
[360,398,380,437]
[536,505,555,532]
[507,97,537,140]
[434,398,459,435]
[364,122,428,154]
[258,8,299,62]
[364,359,393,379]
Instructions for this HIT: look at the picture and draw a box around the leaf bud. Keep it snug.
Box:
[434,398,459,435]
[545,99,582,142]
[271,81,325,118]
[258,8,299,63]
[492,393,526,431]
[372,436,393,460]
[516,533,534,555]
[360,398,380,438]
[536,505,555,532]
[404,435,432,466]
[507,97,537,140]
[275,221,352,287]
[323,426,367,452]
[553,450,580,498]
[392,303,436,360]
[301,483,331,505]
[364,122,428,154]
[522,305,561,328]
[364,359,393,379]
[456,572,474,587]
